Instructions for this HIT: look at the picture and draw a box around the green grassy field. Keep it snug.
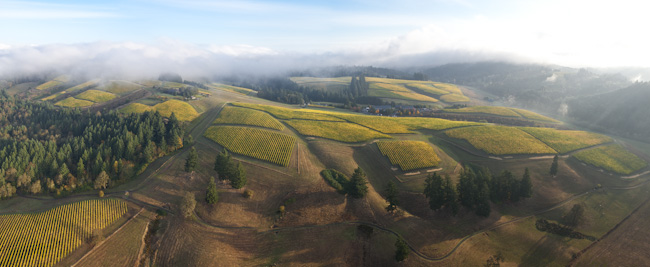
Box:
[285,120,391,142]
[519,127,612,154]
[376,140,440,171]
[55,97,94,108]
[74,90,117,103]
[204,126,295,166]
[573,144,647,175]
[445,125,557,155]
[213,106,284,130]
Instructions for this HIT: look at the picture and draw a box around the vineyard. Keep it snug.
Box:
[208,83,256,95]
[445,106,522,117]
[511,108,560,123]
[55,97,94,108]
[213,106,284,130]
[75,90,117,103]
[285,120,391,142]
[369,83,440,102]
[439,93,471,103]
[406,83,449,95]
[519,127,612,154]
[376,141,440,171]
[101,81,142,95]
[573,144,648,175]
[120,103,154,114]
[204,126,295,166]
[335,114,413,134]
[36,75,69,90]
[232,102,343,121]
[445,126,557,155]
[120,100,198,121]
[395,117,483,131]
[0,199,128,267]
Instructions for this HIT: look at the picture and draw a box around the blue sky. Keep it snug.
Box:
[1,0,650,70]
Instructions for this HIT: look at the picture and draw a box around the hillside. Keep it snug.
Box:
[569,82,650,142]
[0,75,649,266]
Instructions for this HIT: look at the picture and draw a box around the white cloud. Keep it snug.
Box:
[0,1,117,19]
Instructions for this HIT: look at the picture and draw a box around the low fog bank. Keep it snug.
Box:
[0,40,542,81]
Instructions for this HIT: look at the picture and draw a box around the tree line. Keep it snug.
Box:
[0,91,184,199]
[421,167,532,217]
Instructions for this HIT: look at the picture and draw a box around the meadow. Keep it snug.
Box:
[55,97,94,108]
[445,125,557,155]
[74,90,117,103]
[213,106,284,130]
[376,140,440,171]
[519,127,612,154]
[0,199,127,267]
[204,126,295,166]
[572,144,647,175]
[285,120,391,142]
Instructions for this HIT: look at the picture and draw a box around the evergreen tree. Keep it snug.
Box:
[180,191,196,218]
[424,172,445,210]
[520,168,533,198]
[206,177,218,204]
[349,167,368,198]
[458,167,478,208]
[230,162,247,189]
[185,146,198,172]
[550,155,559,176]
[395,237,410,262]
[214,149,231,180]
[444,175,459,215]
[384,181,399,213]
[476,181,491,217]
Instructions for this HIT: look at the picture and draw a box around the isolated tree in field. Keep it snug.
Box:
[185,146,198,172]
[485,252,504,266]
[349,167,368,198]
[186,134,194,146]
[520,168,533,198]
[94,171,109,190]
[550,155,559,176]
[385,181,399,213]
[562,204,585,227]
[180,191,196,218]
[395,237,410,262]
[206,177,219,204]
[214,149,232,180]
[230,162,247,189]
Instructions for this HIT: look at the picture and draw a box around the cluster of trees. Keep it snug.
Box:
[213,150,246,189]
[320,168,368,198]
[253,77,384,106]
[423,167,533,217]
[0,92,184,199]
[157,86,199,98]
